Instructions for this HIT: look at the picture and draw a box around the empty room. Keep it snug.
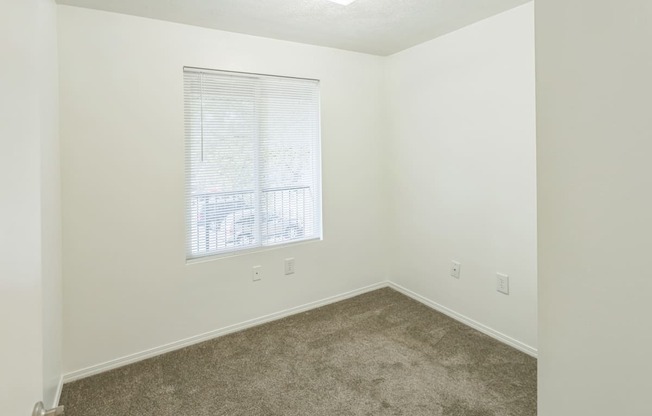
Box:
[2,0,651,415]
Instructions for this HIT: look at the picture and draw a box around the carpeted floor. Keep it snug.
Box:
[60,288,537,416]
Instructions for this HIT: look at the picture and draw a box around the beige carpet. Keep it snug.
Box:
[60,288,537,415]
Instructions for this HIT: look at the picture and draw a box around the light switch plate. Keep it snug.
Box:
[252,265,262,281]
[450,261,461,278]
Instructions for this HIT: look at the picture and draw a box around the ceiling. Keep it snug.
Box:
[55,0,531,56]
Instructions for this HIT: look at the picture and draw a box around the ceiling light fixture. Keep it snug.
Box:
[326,0,359,5]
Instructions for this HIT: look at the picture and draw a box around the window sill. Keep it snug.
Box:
[185,237,323,265]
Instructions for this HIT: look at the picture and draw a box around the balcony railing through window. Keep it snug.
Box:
[188,186,315,256]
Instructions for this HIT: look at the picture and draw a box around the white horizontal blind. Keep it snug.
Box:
[184,68,322,259]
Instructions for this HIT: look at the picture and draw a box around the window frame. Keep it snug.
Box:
[183,67,323,262]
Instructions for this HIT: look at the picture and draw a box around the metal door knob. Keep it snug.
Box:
[33,402,64,416]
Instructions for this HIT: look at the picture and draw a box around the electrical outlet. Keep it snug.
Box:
[284,258,295,275]
[450,261,461,278]
[497,272,509,295]
[252,265,262,281]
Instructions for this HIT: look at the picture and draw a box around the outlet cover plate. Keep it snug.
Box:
[497,272,509,294]
[284,258,295,275]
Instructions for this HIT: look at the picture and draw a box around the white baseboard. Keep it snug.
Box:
[62,281,388,383]
[387,281,538,358]
[62,279,536,384]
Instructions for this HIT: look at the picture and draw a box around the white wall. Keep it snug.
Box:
[0,0,61,413]
[536,1,652,414]
[385,3,537,351]
[58,6,389,374]
[0,1,43,412]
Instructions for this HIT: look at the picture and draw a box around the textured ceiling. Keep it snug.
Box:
[55,0,531,56]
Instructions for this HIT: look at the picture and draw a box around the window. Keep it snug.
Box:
[184,67,322,260]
